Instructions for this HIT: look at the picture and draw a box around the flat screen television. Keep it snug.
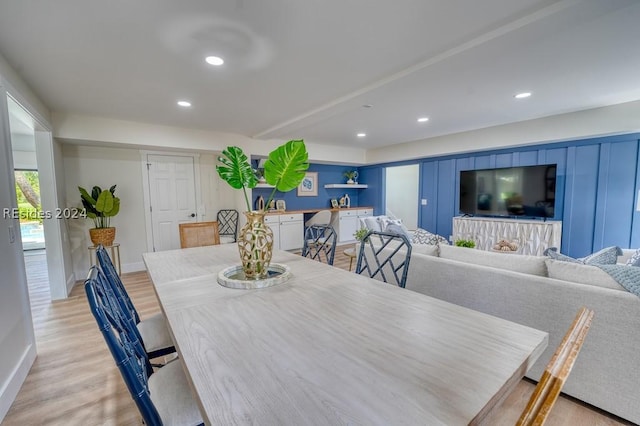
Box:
[459,164,557,218]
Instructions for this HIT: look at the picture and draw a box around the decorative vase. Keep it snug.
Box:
[89,227,116,246]
[347,179,355,184]
[237,211,274,279]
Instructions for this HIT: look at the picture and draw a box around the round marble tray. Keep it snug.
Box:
[217,263,291,289]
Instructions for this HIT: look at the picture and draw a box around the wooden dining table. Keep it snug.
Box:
[143,244,548,425]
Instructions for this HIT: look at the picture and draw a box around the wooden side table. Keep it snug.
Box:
[88,243,121,275]
[343,247,356,271]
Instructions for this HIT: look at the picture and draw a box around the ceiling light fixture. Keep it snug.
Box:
[205,56,224,66]
[417,117,429,123]
[357,133,366,138]
[177,100,192,107]
[514,92,532,99]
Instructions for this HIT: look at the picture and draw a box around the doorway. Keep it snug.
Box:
[14,170,45,250]
[142,152,200,252]
[385,164,419,229]
[6,94,69,300]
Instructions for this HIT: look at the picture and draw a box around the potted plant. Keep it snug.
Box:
[454,239,476,248]
[344,170,359,184]
[79,185,120,246]
[353,227,369,242]
[216,139,309,280]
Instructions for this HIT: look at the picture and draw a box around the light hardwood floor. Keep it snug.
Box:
[3,247,632,425]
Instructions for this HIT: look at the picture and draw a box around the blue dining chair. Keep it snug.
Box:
[217,209,239,243]
[302,224,337,265]
[355,231,412,288]
[85,266,204,426]
[96,245,175,359]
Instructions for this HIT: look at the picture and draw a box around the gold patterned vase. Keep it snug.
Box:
[237,211,274,280]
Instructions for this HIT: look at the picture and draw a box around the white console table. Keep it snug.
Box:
[452,217,562,256]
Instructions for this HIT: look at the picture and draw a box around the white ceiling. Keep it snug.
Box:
[0,0,639,149]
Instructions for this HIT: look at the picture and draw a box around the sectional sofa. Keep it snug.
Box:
[401,244,640,424]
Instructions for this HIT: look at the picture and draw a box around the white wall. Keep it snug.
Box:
[63,144,149,278]
[366,100,640,164]
[63,144,236,278]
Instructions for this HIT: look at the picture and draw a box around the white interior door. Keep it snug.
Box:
[147,154,197,251]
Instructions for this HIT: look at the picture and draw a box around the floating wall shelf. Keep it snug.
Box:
[255,183,275,188]
[324,184,368,189]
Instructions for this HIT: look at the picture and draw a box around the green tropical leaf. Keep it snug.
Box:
[91,186,101,201]
[264,140,309,192]
[78,186,96,205]
[216,146,258,190]
[95,190,114,214]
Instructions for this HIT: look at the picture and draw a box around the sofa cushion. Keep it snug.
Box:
[545,259,626,291]
[438,244,547,276]
[410,243,439,256]
[545,246,622,265]
[412,228,448,245]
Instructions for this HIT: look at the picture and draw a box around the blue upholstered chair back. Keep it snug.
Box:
[355,231,412,288]
[96,245,140,324]
[302,224,337,265]
[85,266,163,425]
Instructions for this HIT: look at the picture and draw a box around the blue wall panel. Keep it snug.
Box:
[475,155,491,170]
[516,150,538,166]
[495,153,512,168]
[358,167,384,215]
[561,145,599,256]
[592,140,638,249]
[436,159,456,239]
[420,161,438,232]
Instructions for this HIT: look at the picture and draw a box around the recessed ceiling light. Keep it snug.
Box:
[177,100,191,107]
[205,56,224,66]
[417,117,429,123]
[362,104,373,108]
[357,133,366,138]
[514,92,532,99]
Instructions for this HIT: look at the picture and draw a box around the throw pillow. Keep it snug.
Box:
[385,223,411,241]
[544,246,622,265]
[377,216,401,230]
[412,228,448,245]
[581,246,623,264]
[544,247,582,263]
[625,249,640,267]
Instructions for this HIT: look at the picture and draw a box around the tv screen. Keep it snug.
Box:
[459,164,557,218]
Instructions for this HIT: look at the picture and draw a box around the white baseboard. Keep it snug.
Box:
[122,261,146,274]
[0,344,36,422]
[65,273,76,296]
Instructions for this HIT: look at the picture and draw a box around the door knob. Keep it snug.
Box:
[189,213,196,218]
